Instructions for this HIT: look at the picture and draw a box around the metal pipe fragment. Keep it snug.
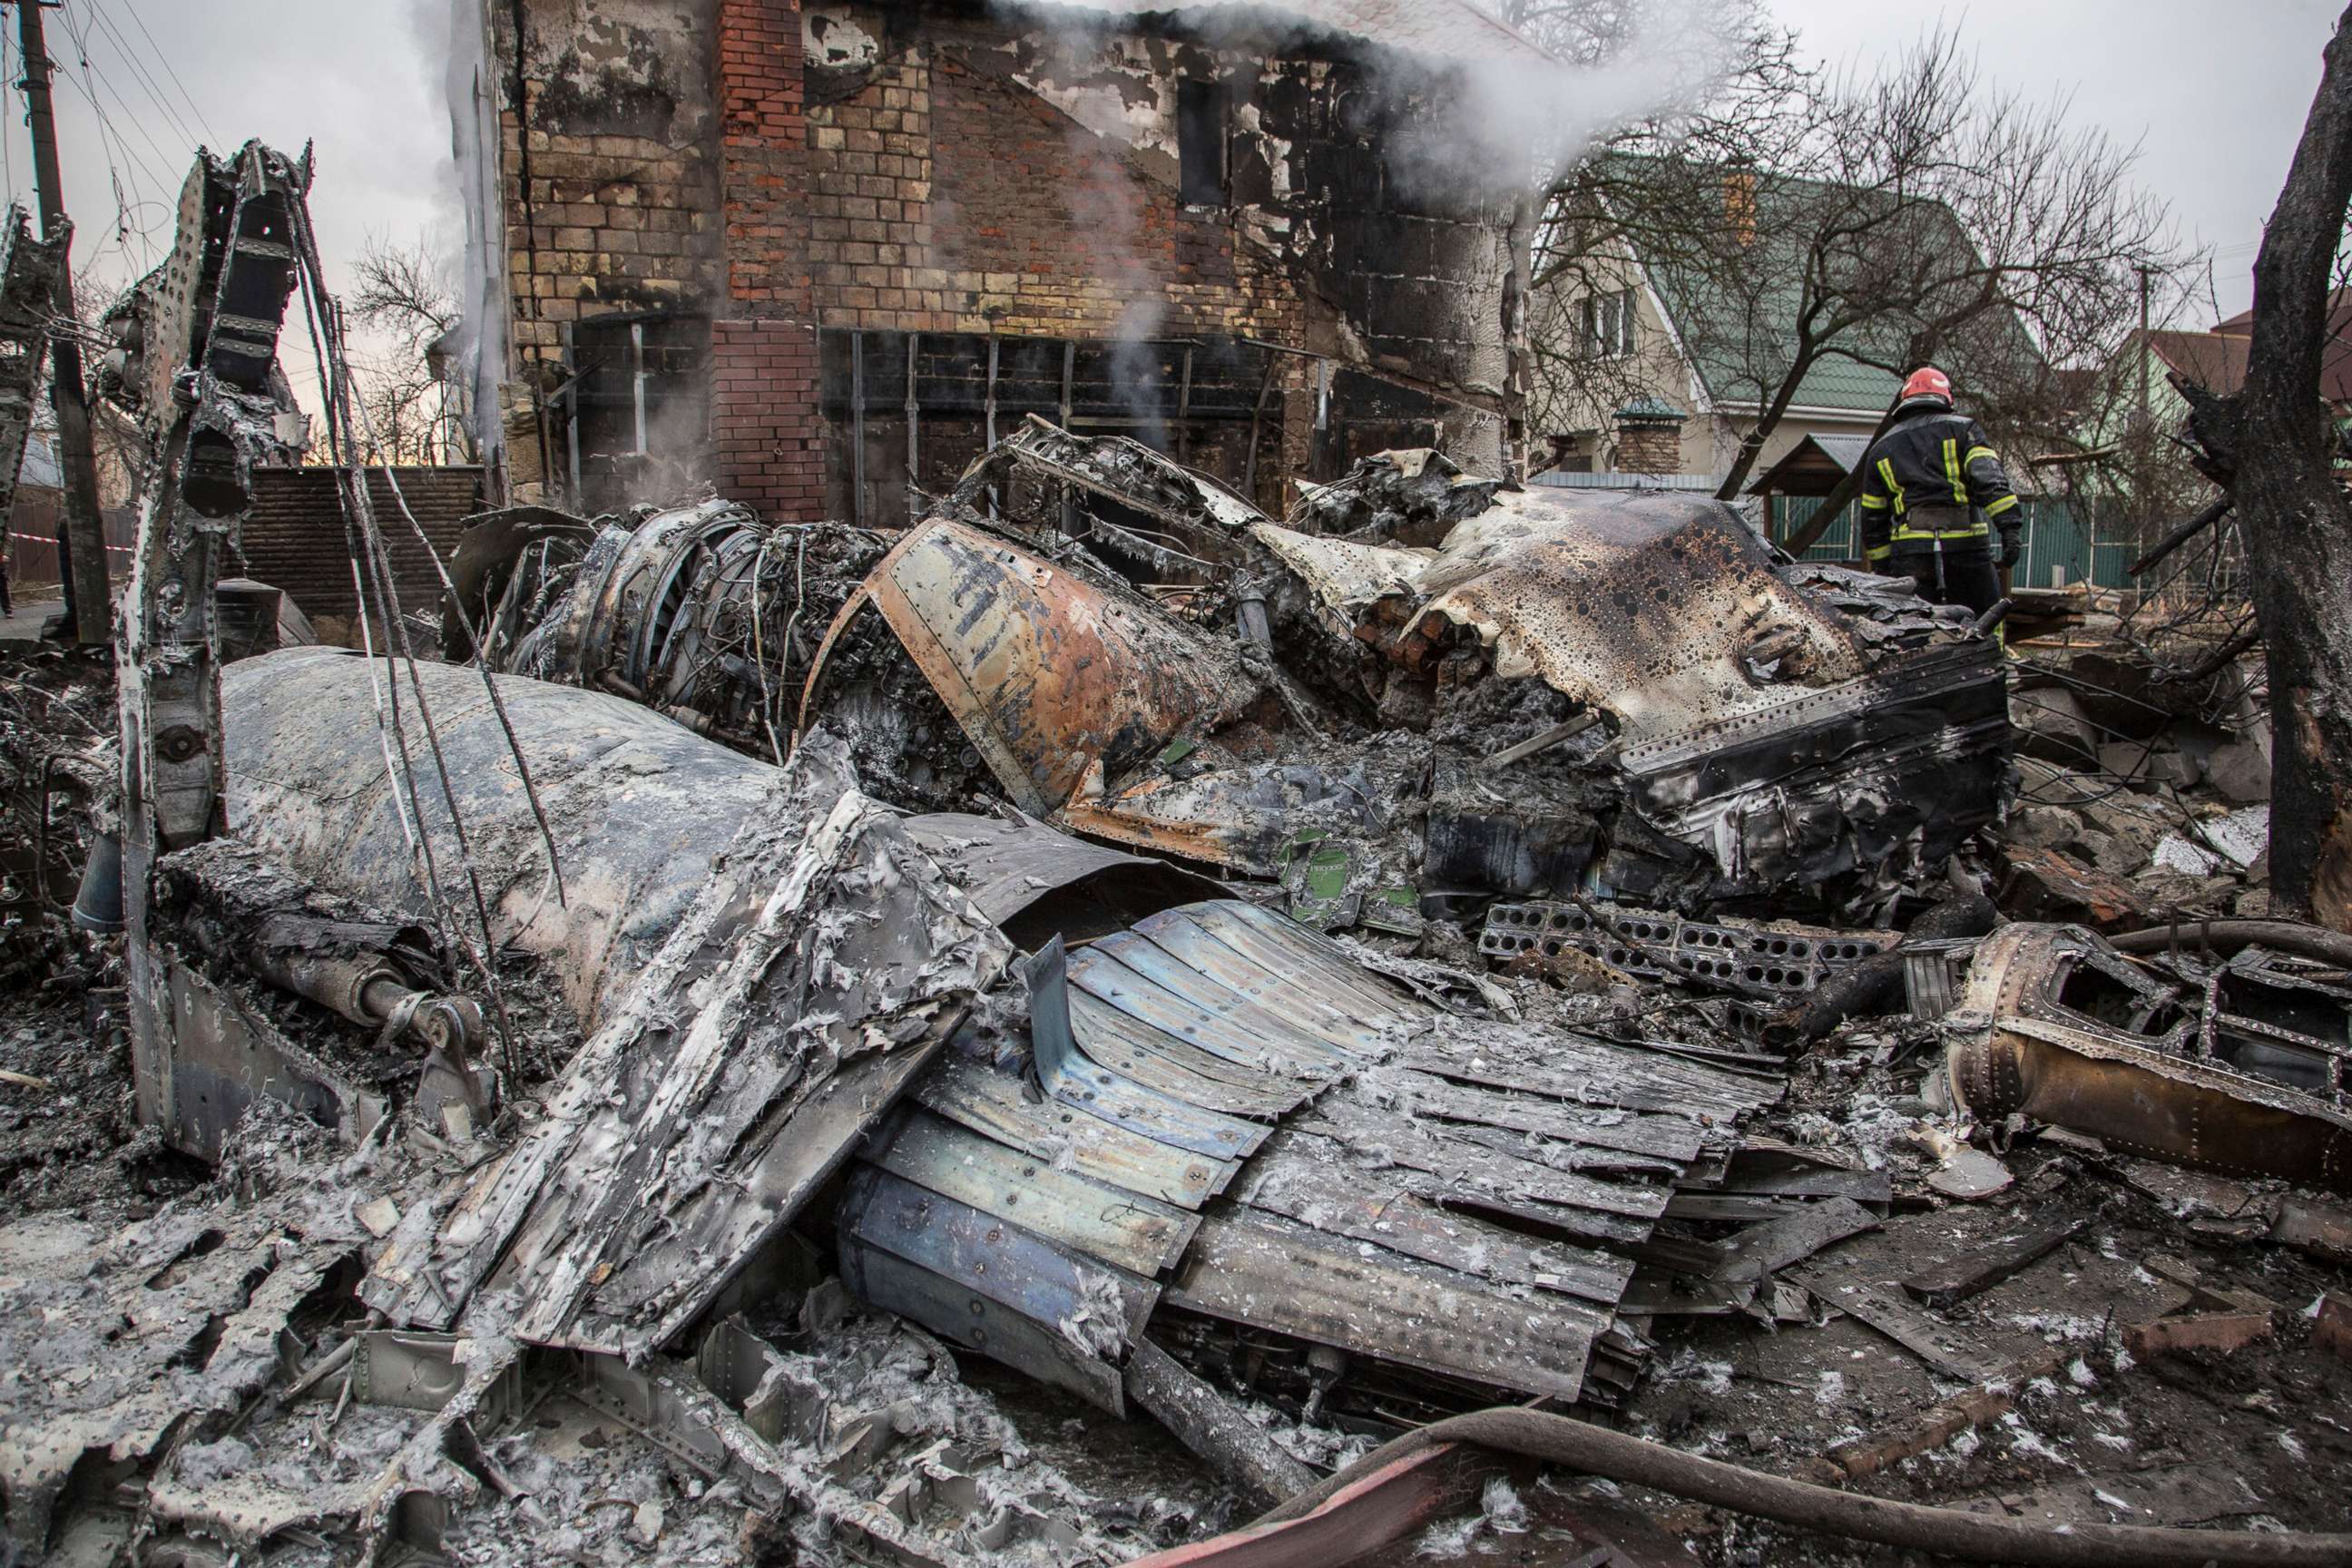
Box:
[1249,1408,2352,1566]
[1783,895,1997,1044]
[2110,918,2352,970]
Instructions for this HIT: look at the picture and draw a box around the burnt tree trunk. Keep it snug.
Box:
[2218,5,2352,928]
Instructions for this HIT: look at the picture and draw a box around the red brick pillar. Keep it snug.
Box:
[714,0,824,521]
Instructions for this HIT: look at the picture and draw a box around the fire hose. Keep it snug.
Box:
[1250,1408,2352,1566]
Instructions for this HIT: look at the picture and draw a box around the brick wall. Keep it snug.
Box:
[236,468,484,628]
[808,31,1305,348]
[496,0,724,503]
[1616,420,1685,475]
[713,0,824,521]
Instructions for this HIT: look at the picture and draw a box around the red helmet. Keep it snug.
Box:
[1901,366,1953,404]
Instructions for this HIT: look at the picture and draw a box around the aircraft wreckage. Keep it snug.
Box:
[447,419,2016,923]
[23,157,2352,1556]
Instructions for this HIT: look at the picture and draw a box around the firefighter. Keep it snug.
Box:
[1857,367,2020,617]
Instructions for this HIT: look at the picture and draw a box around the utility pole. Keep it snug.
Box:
[2136,263,2153,539]
[9,0,111,644]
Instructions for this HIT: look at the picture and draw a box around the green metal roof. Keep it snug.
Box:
[1612,162,2033,419]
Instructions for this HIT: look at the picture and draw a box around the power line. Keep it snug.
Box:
[105,0,217,149]
[75,0,197,158]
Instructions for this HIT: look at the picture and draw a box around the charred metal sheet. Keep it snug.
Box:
[1166,1210,1597,1402]
[1069,987,1313,1117]
[842,1164,1158,1413]
[1126,903,1427,1057]
[1385,1032,1781,1128]
[863,516,1267,816]
[1614,639,2011,902]
[901,810,1226,944]
[1945,923,2352,1193]
[1483,900,1892,999]
[0,1203,359,1549]
[837,887,1778,1417]
[863,1105,1203,1278]
[1265,489,1871,743]
[1231,1132,1633,1309]
[223,646,790,1029]
[1028,936,1270,1160]
[951,413,1266,566]
[910,1053,1240,1210]
[1066,942,1348,1081]
[368,771,1006,1356]
[143,955,386,1161]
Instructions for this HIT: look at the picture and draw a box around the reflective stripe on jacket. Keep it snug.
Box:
[1857,403,2020,563]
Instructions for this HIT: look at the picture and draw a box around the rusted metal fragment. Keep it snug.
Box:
[1945,923,2352,1193]
[1994,844,2156,931]
[1166,1210,1597,1402]
[2124,1311,2274,1360]
[1125,1442,1495,1568]
[1813,1355,2064,1484]
[864,516,1265,816]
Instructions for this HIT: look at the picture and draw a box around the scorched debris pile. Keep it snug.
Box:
[1,114,2350,1568]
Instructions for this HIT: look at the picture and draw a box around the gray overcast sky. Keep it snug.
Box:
[0,0,2334,377]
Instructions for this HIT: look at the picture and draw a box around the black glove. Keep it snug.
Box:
[1998,532,2022,570]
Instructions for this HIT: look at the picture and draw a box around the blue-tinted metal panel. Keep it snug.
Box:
[911,1054,1235,1209]
[864,1106,1201,1278]
[1027,936,1269,1159]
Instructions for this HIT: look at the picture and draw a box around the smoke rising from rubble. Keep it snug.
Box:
[428,0,507,475]
[1063,121,1172,449]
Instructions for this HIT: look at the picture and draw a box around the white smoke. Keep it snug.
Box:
[423,0,509,478]
[1003,0,1742,202]
[1063,120,1171,446]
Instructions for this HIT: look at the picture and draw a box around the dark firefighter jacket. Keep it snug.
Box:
[1857,401,2021,564]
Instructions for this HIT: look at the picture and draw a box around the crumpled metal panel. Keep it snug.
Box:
[1946,923,2352,1192]
[1264,488,1871,744]
[864,517,1265,816]
[952,413,1265,563]
[838,895,1788,1418]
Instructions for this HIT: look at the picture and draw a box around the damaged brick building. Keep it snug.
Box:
[457,0,1544,522]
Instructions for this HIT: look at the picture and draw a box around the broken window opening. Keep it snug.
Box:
[1582,289,1637,359]
[1178,79,1227,207]
[567,310,710,515]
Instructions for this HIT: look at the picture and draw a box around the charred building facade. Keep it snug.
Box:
[456,0,1543,520]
